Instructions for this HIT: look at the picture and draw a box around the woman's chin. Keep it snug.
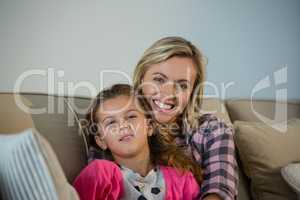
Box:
[153,112,176,124]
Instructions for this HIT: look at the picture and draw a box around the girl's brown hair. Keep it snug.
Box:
[85,84,202,184]
[133,36,206,131]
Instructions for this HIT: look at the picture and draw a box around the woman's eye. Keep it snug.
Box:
[179,83,188,90]
[153,77,165,84]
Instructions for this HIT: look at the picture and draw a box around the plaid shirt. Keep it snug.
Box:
[175,113,238,200]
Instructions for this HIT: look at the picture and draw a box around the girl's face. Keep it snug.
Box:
[141,56,197,124]
[96,95,152,159]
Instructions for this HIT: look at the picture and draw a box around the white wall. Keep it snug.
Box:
[0,0,299,100]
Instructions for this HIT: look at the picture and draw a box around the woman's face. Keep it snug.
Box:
[141,56,197,124]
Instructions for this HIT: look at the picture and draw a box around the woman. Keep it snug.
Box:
[132,36,238,200]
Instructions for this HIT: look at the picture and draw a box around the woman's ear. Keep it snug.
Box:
[95,135,108,150]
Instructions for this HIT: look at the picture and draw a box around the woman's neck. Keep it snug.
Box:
[113,148,153,177]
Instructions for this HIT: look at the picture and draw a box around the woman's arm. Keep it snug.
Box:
[190,114,238,200]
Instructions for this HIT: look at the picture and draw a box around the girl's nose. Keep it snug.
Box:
[119,119,129,129]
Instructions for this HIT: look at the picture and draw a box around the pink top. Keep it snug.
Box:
[73,160,200,200]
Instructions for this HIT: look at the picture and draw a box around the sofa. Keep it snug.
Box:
[1,92,299,200]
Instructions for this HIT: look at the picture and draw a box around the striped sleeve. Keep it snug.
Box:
[190,114,238,200]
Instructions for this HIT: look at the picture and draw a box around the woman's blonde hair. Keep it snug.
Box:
[133,36,206,131]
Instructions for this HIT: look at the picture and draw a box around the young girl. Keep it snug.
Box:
[73,84,202,200]
[132,37,238,200]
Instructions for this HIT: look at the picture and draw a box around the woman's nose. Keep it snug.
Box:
[161,82,177,96]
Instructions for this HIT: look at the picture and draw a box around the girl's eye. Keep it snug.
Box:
[127,115,137,120]
[153,77,165,84]
[105,120,116,127]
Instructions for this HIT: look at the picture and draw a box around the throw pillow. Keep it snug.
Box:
[234,119,300,200]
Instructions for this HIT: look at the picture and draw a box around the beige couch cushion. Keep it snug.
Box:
[234,119,300,200]
[36,129,79,200]
[0,93,34,133]
[226,99,300,122]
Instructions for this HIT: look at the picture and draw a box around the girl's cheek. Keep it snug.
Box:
[104,128,117,139]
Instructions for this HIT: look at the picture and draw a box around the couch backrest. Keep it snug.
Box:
[0,94,34,133]
[201,98,232,125]
[225,99,300,122]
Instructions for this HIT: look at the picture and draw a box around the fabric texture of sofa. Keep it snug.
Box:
[1,92,299,200]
